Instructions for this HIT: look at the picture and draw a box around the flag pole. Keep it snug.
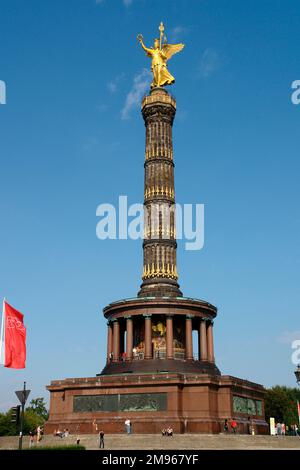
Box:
[0,298,6,365]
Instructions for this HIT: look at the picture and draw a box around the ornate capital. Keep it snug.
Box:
[142,104,176,125]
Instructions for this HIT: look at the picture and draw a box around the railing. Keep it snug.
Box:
[133,352,145,360]
[109,351,186,362]
[133,351,185,360]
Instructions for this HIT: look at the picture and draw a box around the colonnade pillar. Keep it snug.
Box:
[207,320,215,363]
[166,315,174,359]
[144,315,152,359]
[112,319,120,362]
[199,318,208,361]
[106,321,113,363]
[126,316,133,361]
[185,315,193,360]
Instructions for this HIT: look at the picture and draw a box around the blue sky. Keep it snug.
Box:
[0,0,299,410]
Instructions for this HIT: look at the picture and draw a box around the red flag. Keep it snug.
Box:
[297,401,300,425]
[0,300,26,369]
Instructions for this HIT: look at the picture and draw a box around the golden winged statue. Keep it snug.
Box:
[137,22,184,88]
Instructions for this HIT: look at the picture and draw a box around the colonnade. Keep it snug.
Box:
[106,315,215,364]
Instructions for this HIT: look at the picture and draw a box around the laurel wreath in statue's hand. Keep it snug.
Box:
[137,34,143,42]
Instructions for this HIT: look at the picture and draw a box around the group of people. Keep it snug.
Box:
[224,419,238,434]
[97,418,132,449]
[275,422,286,435]
[290,424,299,436]
[53,428,70,438]
[28,425,44,447]
[275,422,299,436]
[161,427,173,436]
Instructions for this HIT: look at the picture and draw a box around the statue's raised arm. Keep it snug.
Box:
[137,23,184,88]
[137,34,153,58]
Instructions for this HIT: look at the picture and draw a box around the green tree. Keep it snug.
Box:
[265,386,300,426]
[23,409,45,434]
[26,398,49,421]
[0,410,17,436]
[0,397,49,436]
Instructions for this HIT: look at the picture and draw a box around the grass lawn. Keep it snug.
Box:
[25,445,86,451]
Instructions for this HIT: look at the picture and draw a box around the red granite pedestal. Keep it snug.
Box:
[45,373,268,434]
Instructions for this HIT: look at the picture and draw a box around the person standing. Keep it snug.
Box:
[93,419,98,432]
[224,419,229,433]
[99,430,105,449]
[36,425,42,442]
[230,419,238,434]
[29,432,34,448]
[276,422,282,436]
[247,416,253,435]
[125,418,131,434]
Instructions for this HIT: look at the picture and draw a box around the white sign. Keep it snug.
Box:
[270,417,276,435]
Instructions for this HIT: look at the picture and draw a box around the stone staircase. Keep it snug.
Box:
[1,433,300,450]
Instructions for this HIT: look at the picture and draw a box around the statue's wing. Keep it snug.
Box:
[162,43,185,60]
